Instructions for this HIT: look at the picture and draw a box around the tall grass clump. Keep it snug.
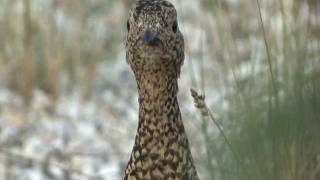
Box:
[0,0,124,104]
[195,0,320,179]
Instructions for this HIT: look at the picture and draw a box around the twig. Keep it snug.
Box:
[190,88,209,116]
[190,88,245,173]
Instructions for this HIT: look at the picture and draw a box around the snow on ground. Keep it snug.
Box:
[0,58,137,179]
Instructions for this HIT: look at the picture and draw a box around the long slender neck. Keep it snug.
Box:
[124,69,199,180]
[137,71,178,116]
[134,70,184,137]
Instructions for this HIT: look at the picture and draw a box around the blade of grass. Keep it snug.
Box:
[255,0,277,97]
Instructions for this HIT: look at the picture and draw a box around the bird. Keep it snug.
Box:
[123,0,199,179]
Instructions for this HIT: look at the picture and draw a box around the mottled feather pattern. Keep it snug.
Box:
[124,0,199,179]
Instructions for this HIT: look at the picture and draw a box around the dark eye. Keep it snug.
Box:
[127,20,130,31]
[172,20,178,33]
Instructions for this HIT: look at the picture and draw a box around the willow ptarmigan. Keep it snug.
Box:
[123,0,199,179]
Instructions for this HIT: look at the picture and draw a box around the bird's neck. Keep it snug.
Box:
[134,71,185,139]
[124,71,199,179]
[136,71,179,114]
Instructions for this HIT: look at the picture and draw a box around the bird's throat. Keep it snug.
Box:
[136,71,178,109]
[135,71,184,146]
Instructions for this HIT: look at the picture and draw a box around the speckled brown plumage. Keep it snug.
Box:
[123,0,199,179]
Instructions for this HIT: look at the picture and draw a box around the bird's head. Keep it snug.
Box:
[125,0,184,78]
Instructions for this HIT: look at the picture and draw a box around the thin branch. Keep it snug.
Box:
[190,88,246,175]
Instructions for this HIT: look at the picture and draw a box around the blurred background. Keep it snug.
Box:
[0,0,319,179]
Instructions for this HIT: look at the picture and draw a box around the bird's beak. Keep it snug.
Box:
[142,29,160,46]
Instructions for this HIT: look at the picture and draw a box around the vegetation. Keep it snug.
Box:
[194,0,320,179]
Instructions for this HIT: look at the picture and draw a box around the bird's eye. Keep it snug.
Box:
[172,20,178,33]
[127,20,130,31]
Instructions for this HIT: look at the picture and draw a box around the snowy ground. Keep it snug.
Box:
[0,58,138,179]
